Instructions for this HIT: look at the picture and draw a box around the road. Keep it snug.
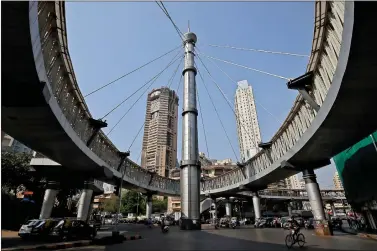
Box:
[56,224,377,251]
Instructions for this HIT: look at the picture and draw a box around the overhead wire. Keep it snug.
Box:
[199,48,282,125]
[195,53,264,152]
[155,1,184,42]
[100,50,181,121]
[126,56,183,150]
[84,45,181,97]
[106,53,183,135]
[196,67,239,162]
[198,53,291,81]
[196,89,210,158]
[207,44,310,58]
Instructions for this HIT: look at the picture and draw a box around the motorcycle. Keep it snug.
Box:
[231,222,237,229]
[162,226,169,233]
[255,218,267,228]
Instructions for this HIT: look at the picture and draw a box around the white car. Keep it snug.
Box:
[18,219,42,239]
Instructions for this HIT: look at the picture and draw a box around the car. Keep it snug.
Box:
[18,219,61,240]
[50,219,97,241]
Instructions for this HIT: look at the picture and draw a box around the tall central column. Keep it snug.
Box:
[180,31,201,230]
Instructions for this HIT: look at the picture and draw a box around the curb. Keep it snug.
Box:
[2,240,92,251]
[358,233,377,241]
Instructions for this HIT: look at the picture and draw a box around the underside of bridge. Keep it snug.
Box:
[289,1,377,166]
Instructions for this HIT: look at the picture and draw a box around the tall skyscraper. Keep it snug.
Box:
[333,171,344,190]
[141,87,179,178]
[234,80,262,161]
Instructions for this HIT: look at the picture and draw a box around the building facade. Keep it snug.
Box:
[285,174,301,189]
[167,159,237,213]
[234,80,261,161]
[333,171,344,190]
[141,87,179,178]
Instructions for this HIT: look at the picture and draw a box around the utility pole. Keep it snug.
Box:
[113,151,129,237]
[180,29,201,230]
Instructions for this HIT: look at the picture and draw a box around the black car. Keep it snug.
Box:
[50,219,97,241]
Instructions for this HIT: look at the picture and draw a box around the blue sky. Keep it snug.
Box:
[65,1,335,188]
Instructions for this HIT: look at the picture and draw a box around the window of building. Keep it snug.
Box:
[151,111,159,119]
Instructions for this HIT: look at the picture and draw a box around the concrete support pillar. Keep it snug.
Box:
[146,195,152,219]
[302,169,325,221]
[366,209,377,230]
[225,198,232,216]
[77,181,94,222]
[252,192,261,220]
[288,203,293,216]
[330,202,337,217]
[39,181,59,219]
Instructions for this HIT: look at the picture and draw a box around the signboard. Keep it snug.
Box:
[103,183,115,194]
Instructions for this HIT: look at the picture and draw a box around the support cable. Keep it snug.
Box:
[126,57,183,149]
[207,44,310,58]
[199,49,282,125]
[128,122,145,152]
[195,53,262,151]
[84,45,181,97]
[106,54,183,135]
[198,52,291,81]
[155,1,184,41]
[196,68,239,162]
[197,89,210,158]
[101,51,181,120]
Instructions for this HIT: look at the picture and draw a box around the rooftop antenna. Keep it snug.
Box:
[188,20,190,32]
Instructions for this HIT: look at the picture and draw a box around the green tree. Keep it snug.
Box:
[152,197,167,213]
[120,190,146,216]
[102,195,119,213]
[1,152,34,193]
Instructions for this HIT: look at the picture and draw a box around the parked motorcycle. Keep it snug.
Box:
[255,218,267,228]
[304,219,314,229]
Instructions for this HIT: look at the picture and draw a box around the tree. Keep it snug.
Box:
[1,152,34,193]
[120,190,146,216]
[152,197,167,213]
[102,195,119,213]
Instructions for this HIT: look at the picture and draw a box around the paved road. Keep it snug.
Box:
[56,224,377,251]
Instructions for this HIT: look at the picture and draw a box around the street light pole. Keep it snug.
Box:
[113,151,130,235]
[136,192,139,216]
[114,170,126,234]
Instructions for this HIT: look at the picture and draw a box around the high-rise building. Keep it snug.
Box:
[141,87,179,178]
[333,171,344,190]
[234,80,261,161]
[285,174,301,189]
[299,179,306,189]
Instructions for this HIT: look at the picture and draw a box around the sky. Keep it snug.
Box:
[65,1,336,188]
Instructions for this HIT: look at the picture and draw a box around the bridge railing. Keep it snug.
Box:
[202,1,345,193]
[35,1,179,195]
[258,189,345,199]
